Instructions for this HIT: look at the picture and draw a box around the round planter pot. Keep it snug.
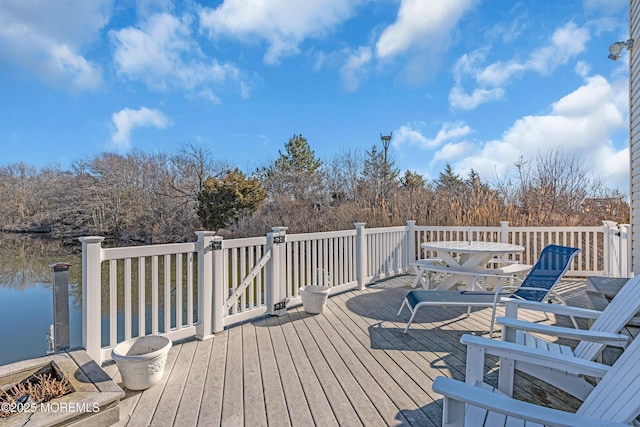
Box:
[299,285,331,314]
[112,335,172,391]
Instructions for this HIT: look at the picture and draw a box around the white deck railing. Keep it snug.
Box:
[80,220,630,363]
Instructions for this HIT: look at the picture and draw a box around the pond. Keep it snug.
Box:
[0,235,83,366]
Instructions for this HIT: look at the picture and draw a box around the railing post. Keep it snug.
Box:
[79,236,104,363]
[406,220,416,269]
[602,221,618,277]
[266,227,288,315]
[196,231,215,340]
[211,235,224,334]
[355,223,367,290]
[499,221,510,243]
[619,224,631,277]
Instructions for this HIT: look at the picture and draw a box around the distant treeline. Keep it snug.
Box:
[0,137,629,245]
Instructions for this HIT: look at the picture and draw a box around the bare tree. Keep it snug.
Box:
[325,149,364,203]
[496,149,617,225]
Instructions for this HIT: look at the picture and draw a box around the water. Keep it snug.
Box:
[0,235,197,366]
[0,235,82,366]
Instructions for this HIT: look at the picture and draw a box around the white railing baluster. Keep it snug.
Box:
[248,245,255,309]
[355,223,367,289]
[152,255,159,335]
[109,260,117,348]
[164,254,171,332]
[124,258,131,340]
[294,241,300,294]
[312,239,317,285]
[332,237,337,284]
[176,254,182,330]
[339,237,345,285]
[138,256,145,337]
[211,235,224,334]
[187,253,193,326]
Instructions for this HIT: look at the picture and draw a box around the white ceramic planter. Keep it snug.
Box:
[111,335,172,391]
[299,285,331,314]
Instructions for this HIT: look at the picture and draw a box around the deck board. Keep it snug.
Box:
[313,310,397,425]
[153,339,197,424]
[319,297,437,426]
[287,308,362,426]
[276,311,339,426]
[240,322,267,427]
[253,316,291,427]
[126,343,180,426]
[221,321,245,425]
[174,339,212,426]
[109,276,588,426]
[329,292,443,425]
[266,315,316,426]
[302,308,386,426]
[196,332,227,426]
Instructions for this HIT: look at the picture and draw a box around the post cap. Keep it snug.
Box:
[49,262,72,272]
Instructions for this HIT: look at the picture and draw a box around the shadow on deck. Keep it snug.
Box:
[103,275,589,426]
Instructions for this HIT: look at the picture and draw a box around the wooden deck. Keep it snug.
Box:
[104,276,592,426]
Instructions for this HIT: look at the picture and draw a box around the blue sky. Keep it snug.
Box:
[0,0,632,193]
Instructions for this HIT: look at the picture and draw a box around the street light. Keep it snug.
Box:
[380,132,392,163]
[608,39,634,61]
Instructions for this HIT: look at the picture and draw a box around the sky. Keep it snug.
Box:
[0,0,633,193]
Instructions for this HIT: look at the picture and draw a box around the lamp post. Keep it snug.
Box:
[380,132,392,164]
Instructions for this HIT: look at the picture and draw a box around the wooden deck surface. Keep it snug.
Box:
[104,276,591,426]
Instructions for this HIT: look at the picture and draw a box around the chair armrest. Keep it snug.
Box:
[496,317,630,347]
[460,334,610,378]
[502,299,602,319]
[432,377,627,427]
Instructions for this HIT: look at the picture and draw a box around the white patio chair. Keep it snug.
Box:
[432,332,640,426]
[480,274,640,399]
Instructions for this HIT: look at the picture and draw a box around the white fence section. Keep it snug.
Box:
[80,220,630,363]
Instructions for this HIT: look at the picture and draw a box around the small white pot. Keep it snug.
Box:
[112,335,172,391]
[299,285,331,314]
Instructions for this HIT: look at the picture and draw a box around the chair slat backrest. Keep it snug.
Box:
[578,333,640,423]
[574,275,640,360]
[511,245,581,302]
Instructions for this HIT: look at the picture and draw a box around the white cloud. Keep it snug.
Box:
[477,22,589,86]
[452,75,628,191]
[375,0,476,59]
[0,0,108,91]
[450,21,590,111]
[433,141,476,162]
[583,0,627,13]
[199,0,358,65]
[394,122,472,149]
[340,47,372,91]
[449,86,505,111]
[111,12,248,99]
[110,107,172,150]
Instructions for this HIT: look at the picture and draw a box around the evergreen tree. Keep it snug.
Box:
[197,169,266,231]
[361,144,399,200]
[435,164,464,192]
[258,134,323,201]
[400,170,426,191]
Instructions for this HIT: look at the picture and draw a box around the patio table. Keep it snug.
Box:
[417,241,526,290]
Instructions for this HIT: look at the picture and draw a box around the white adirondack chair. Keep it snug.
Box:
[432,332,640,426]
[490,274,640,399]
